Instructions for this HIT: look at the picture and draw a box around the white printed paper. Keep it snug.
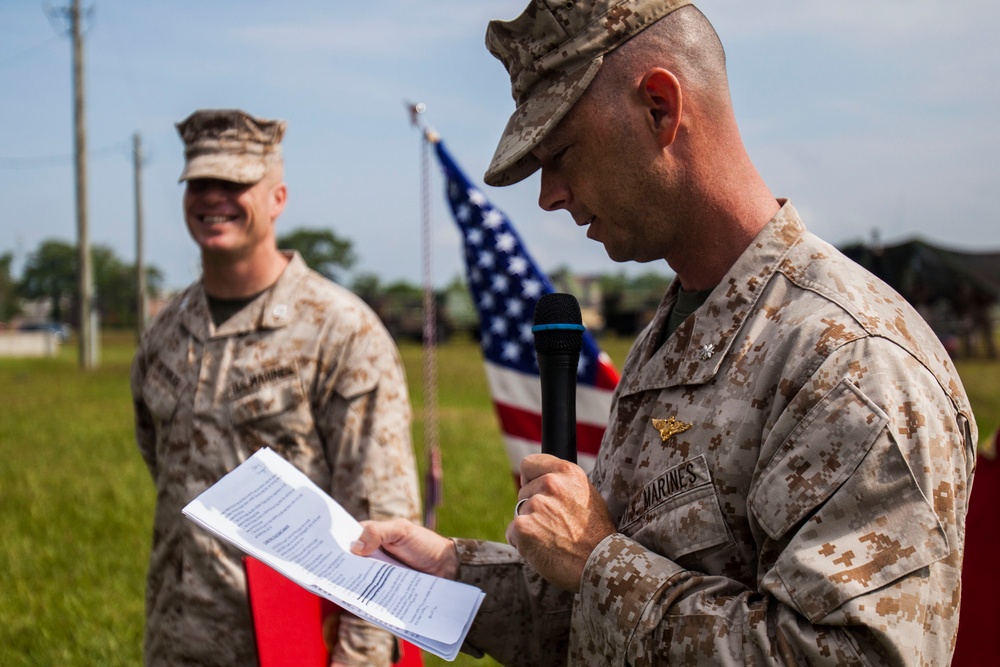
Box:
[182,447,484,661]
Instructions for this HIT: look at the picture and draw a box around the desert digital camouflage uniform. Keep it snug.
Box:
[132,252,420,666]
[453,201,977,666]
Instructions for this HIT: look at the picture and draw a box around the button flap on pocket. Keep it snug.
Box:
[333,360,379,401]
[750,379,888,541]
[230,377,305,425]
[621,456,730,561]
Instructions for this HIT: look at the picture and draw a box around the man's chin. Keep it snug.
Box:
[601,243,631,263]
[197,239,241,256]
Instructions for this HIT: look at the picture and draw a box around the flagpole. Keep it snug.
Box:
[408,102,443,529]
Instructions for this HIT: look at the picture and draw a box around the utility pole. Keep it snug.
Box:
[133,132,147,341]
[69,0,96,368]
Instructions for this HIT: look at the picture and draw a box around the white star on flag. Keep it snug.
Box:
[433,138,620,480]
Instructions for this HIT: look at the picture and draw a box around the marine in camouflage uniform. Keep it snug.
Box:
[132,109,420,666]
[453,201,976,665]
[350,1,977,664]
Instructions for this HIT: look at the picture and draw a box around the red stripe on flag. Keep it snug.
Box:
[493,401,541,443]
[576,422,606,457]
[594,355,620,391]
[493,401,606,457]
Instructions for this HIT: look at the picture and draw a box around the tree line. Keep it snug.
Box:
[1,226,674,336]
[0,227,357,329]
[1,240,164,328]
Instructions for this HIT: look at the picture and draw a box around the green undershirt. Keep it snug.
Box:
[660,286,715,346]
[206,290,266,327]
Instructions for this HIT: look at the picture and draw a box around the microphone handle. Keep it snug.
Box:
[538,350,578,463]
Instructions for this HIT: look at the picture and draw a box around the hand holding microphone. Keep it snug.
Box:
[506,294,615,592]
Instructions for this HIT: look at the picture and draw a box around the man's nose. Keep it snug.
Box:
[197,186,223,201]
[537,169,571,212]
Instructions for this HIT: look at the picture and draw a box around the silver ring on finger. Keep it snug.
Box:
[514,498,529,519]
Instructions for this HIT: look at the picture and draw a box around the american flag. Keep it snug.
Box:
[433,138,619,477]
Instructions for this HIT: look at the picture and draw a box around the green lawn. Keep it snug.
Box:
[0,331,565,667]
[0,331,995,666]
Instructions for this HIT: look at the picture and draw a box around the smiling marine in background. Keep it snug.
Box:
[131,109,421,667]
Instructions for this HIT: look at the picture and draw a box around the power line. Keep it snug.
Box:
[0,140,131,168]
[0,35,63,70]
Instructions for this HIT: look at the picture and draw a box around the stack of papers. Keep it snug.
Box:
[182,447,485,661]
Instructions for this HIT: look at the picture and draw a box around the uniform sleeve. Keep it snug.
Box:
[130,340,158,478]
[453,539,574,666]
[313,306,422,665]
[574,337,974,666]
[314,308,420,523]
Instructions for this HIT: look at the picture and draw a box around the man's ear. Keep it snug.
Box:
[639,68,683,147]
[270,183,288,221]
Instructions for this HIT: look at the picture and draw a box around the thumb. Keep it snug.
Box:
[350,521,382,556]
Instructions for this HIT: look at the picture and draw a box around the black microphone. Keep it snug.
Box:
[532,293,584,463]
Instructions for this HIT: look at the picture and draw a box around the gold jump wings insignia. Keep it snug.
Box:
[652,416,692,442]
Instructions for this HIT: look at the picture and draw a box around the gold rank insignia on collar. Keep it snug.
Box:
[652,416,692,442]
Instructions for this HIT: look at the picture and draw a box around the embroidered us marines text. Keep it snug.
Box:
[229,365,296,397]
[621,455,712,526]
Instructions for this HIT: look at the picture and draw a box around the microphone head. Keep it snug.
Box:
[532,293,584,354]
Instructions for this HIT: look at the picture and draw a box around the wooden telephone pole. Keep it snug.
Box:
[69,0,96,368]
[134,133,147,341]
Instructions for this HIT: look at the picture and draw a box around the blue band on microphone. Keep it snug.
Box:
[532,323,585,333]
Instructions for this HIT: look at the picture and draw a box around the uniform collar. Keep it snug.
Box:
[178,251,307,340]
[621,199,804,395]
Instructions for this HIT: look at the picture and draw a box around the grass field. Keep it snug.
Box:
[0,330,996,666]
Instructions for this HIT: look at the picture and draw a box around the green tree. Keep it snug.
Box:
[597,270,629,296]
[349,271,382,305]
[277,227,356,282]
[17,239,164,328]
[17,239,77,322]
[0,252,22,322]
[442,274,478,334]
[93,246,128,321]
[382,280,423,297]
[92,246,165,328]
[628,270,674,294]
[599,269,673,336]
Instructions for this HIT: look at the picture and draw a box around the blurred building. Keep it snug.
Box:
[841,238,1000,358]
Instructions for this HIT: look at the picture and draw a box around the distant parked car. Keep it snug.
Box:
[18,321,70,342]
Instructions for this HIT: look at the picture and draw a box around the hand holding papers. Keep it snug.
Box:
[182,447,484,661]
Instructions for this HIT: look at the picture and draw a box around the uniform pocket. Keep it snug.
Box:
[751,378,949,621]
[620,455,732,563]
[749,379,886,540]
[229,374,306,425]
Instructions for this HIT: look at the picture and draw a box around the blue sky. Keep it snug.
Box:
[2,0,998,291]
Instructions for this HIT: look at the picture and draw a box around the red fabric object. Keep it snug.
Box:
[953,441,1000,665]
[244,557,423,667]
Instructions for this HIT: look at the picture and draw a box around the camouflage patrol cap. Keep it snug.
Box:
[484,0,692,186]
[176,109,286,184]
